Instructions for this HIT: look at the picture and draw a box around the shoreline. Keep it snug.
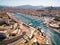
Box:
[9,12,60,35]
[7,12,50,45]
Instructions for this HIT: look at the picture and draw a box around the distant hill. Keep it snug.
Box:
[14,5,45,9]
[45,6,60,10]
[0,5,45,9]
[0,5,60,9]
[0,5,11,8]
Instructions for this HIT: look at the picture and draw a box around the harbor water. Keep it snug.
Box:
[12,12,60,45]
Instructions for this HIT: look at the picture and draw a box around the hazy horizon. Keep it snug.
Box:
[0,0,60,7]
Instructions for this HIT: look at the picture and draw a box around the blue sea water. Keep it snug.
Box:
[12,12,60,45]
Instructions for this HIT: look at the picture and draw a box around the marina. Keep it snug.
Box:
[12,12,60,45]
[0,12,50,45]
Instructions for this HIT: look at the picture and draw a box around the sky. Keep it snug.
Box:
[0,0,60,6]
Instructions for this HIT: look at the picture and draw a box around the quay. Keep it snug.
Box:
[0,12,50,45]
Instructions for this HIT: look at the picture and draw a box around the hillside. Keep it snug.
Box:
[0,6,60,17]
